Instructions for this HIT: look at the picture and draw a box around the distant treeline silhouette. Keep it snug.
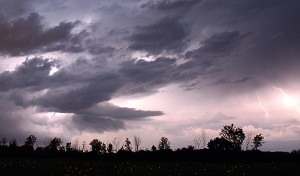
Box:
[1,124,300,162]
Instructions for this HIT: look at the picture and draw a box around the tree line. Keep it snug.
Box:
[4,124,300,162]
[0,124,265,155]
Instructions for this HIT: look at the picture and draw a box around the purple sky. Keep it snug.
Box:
[1,0,300,151]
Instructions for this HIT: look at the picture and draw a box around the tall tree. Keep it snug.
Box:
[158,137,171,150]
[252,134,265,150]
[193,137,202,150]
[100,143,106,154]
[151,145,157,151]
[201,129,207,149]
[194,129,207,149]
[66,142,72,152]
[24,135,37,149]
[112,137,122,152]
[90,139,101,153]
[107,143,113,153]
[124,138,132,152]
[244,132,253,151]
[0,137,7,146]
[82,141,87,152]
[220,124,245,150]
[9,139,17,148]
[89,139,106,154]
[47,137,62,151]
[133,136,142,152]
[207,137,235,151]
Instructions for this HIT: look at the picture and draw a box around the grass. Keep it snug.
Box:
[0,158,300,176]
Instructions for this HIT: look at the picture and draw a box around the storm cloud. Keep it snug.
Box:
[1,0,300,150]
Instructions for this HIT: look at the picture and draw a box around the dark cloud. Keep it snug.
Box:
[118,57,179,94]
[34,72,122,112]
[0,56,164,134]
[128,17,189,54]
[72,114,125,133]
[197,1,300,89]
[71,102,163,132]
[173,30,252,90]
[181,0,300,89]
[141,0,200,11]
[88,45,116,55]
[120,57,177,83]
[0,57,120,112]
[151,31,250,88]
[1,57,168,113]
[186,31,251,60]
[208,77,252,86]
[176,60,218,81]
[81,102,163,120]
[0,57,59,92]
[0,57,116,112]
[0,13,82,56]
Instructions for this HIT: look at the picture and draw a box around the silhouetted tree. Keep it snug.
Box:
[252,134,265,150]
[72,138,79,151]
[112,137,122,152]
[90,139,101,153]
[193,137,202,149]
[82,141,87,152]
[158,137,171,150]
[291,149,300,155]
[100,143,106,154]
[201,129,207,149]
[9,139,17,148]
[151,145,157,151]
[107,143,113,153]
[220,124,245,150]
[0,137,7,146]
[187,145,195,150]
[66,142,72,152]
[194,129,207,149]
[133,136,142,152]
[124,138,132,152]
[24,135,37,149]
[245,132,253,150]
[46,137,62,151]
[89,139,106,154]
[59,146,65,152]
[207,137,235,151]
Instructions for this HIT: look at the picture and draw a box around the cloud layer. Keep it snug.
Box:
[0,0,300,150]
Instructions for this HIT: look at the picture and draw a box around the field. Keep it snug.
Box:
[0,158,300,176]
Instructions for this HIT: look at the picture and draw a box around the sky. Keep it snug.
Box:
[1,0,300,151]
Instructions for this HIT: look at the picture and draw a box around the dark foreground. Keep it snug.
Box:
[1,158,300,176]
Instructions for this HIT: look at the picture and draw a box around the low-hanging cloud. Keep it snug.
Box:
[71,102,163,133]
[0,56,165,136]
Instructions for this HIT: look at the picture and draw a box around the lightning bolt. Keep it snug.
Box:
[256,93,269,119]
[273,87,300,112]
[273,86,287,96]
